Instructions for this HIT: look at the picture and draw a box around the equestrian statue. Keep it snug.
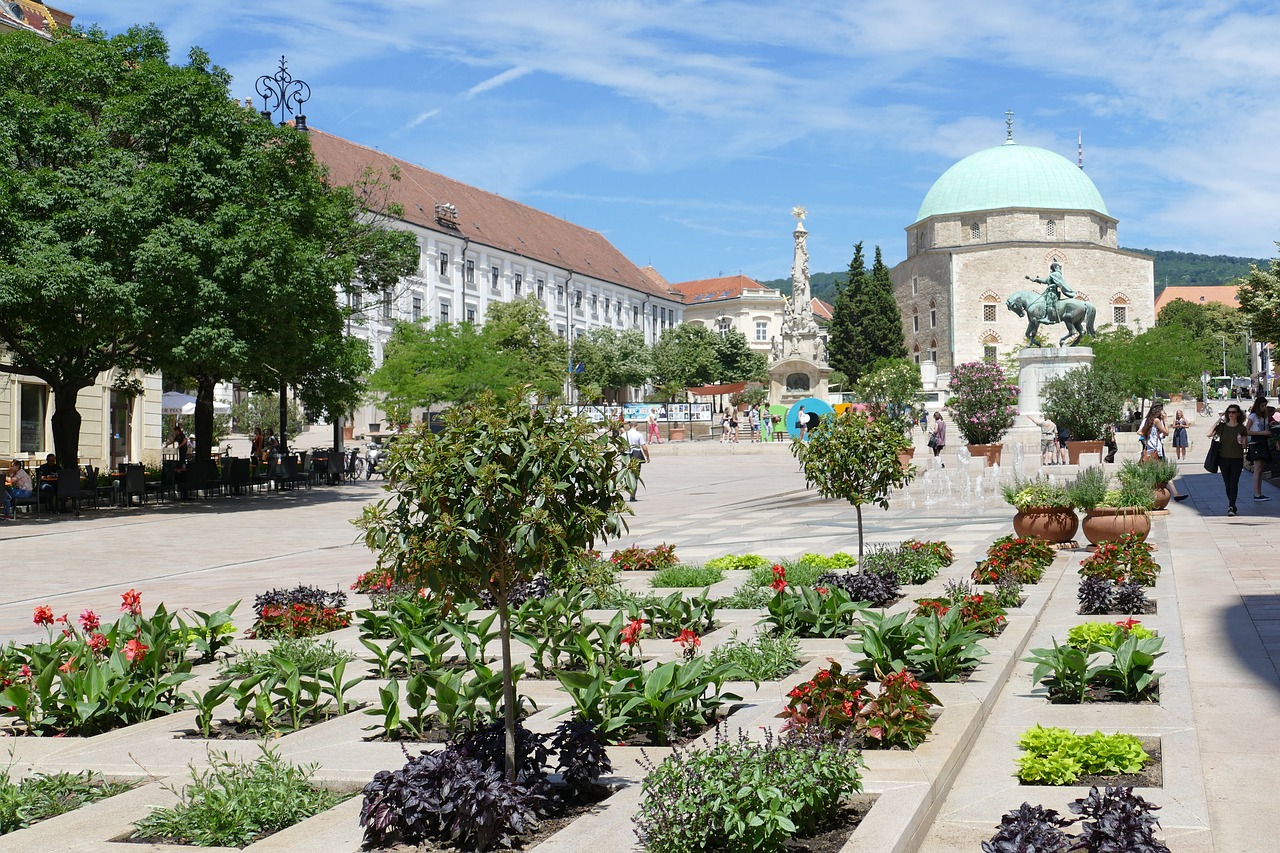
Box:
[1006,261,1096,346]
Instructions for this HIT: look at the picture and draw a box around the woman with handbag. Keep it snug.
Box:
[1246,396,1272,502]
[1210,403,1248,516]
[929,411,946,467]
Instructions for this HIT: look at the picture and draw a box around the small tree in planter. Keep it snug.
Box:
[947,361,1019,447]
[357,393,631,779]
[854,358,923,425]
[1042,367,1126,458]
[790,409,915,556]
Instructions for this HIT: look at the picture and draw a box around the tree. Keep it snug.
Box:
[1041,367,1126,441]
[1236,249,1280,344]
[650,324,721,389]
[854,358,922,424]
[571,327,651,402]
[229,393,304,440]
[826,244,905,383]
[357,394,630,780]
[790,410,915,557]
[1157,297,1248,377]
[370,321,519,408]
[1091,324,1213,399]
[484,296,570,400]
[713,328,767,383]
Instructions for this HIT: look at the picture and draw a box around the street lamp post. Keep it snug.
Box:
[1219,334,1229,380]
[256,57,311,457]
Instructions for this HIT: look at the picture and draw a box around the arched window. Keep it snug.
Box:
[786,373,811,392]
[912,307,920,333]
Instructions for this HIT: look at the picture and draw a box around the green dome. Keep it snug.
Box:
[916,141,1108,222]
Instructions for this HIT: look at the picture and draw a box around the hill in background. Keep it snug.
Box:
[759,248,1271,304]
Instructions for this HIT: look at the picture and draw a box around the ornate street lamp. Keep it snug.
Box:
[255,57,310,457]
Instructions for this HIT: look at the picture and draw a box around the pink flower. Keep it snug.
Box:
[124,638,148,664]
[87,633,109,654]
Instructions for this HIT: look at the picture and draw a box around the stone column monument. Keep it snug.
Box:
[769,207,832,405]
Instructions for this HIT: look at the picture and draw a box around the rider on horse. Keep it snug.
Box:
[1025,262,1075,324]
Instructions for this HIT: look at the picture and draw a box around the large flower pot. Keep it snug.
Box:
[1066,440,1105,465]
[1152,483,1171,511]
[1013,507,1079,543]
[1081,508,1151,545]
[967,443,1003,467]
[899,446,916,471]
[668,426,686,442]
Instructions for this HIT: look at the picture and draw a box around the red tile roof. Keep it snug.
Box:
[306,129,673,299]
[1154,285,1241,314]
[668,274,776,303]
[811,298,834,320]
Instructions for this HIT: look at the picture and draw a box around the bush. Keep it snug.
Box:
[650,565,724,588]
[715,583,772,609]
[634,726,864,853]
[974,536,1055,584]
[901,538,954,567]
[1067,466,1110,511]
[704,554,769,572]
[1,770,134,835]
[858,543,943,584]
[1079,534,1160,586]
[221,637,356,678]
[947,361,1019,445]
[249,586,351,639]
[1078,577,1149,615]
[1041,367,1126,441]
[132,748,346,847]
[1070,785,1171,853]
[815,569,901,607]
[982,802,1072,853]
[610,544,679,571]
[706,631,802,681]
[1002,476,1071,510]
[1015,725,1150,785]
[783,662,939,750]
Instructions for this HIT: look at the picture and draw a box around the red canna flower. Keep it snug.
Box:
[124,638,148,664]
[58,656,77,674]
[120,589,142,616]
[620,617,646,648]
[33,605,54,626]
[79,609,100,632]
[19,664,31,679]
[87,633,109,654]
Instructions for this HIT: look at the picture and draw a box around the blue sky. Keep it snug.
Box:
[69,1,1280,285]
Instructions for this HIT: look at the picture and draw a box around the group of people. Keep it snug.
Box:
[720,403,777,444]
[1205,396,1276,517]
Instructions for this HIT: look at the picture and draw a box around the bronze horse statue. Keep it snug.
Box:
[1005,290,1097,346]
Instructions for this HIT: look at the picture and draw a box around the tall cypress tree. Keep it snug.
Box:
[827,242,867,381]
[865,246,908,365]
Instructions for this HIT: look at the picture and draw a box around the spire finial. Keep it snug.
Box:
[1005,109,1015,142]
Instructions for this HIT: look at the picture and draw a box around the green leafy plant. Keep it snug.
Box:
[948,360,1019,445]
[973,535,1055,584]
[221,637,356,677]
[131,748,347,847]
[914,591,1008,636]
[749,560,828,588]
[856,542,945,585]
[704,553,769,572]
[181,602,239,663]
[1024,634,1164,703]
[1067,466,1110,511]
[0,769,135,835]
[790,409,916,556]
[650,565,725,588]
[848,608,989,683]
[1002,476,1071,510]
[1079,534,1160,586]
[248,586,351,639]
[781,659,867,731]
[625,589,717,639]
[1015,725,1150,785]
[635,726,864,853]
[763,584,866,638]
[715,583,772,609]
[1067,619,1156,650]
[1041,366,1126,441]
[706,630,802,682]
[1023,640,1109,704]
[902,538,955,566]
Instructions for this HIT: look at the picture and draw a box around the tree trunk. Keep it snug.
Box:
[498,592,519,784]
[50,383,86,466]
[279,379,290,454]
[194,376,217,474]
[856,505,864,558]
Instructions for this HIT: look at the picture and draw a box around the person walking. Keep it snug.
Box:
[1171,410,1189,461]
[748,405,761,443]
[647,412,661,445]
[623,420,650,501]
[930,411,946,467]
[1141,403,1187,501]
[1246,395,1272,502]
[796,406,808,442]
[919,410,929,434]
[1210,403,1248,516]
[761,404,774,442]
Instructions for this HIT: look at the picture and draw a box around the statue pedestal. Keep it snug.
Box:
[1017,346,1094,421]
[769,356,832,407]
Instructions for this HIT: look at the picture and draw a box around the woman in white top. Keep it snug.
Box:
[1246,396,1272,501]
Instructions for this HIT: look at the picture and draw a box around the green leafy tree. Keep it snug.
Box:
[1237,249,1280,345]
[826,243,867,381]
[650,324,721,389]
[790,410,915,556]
[571,327,652,402]
[947,361,1019,445]
[1091,324,1213,399]
[357,394,631,779]
[854,359,922,423]
[229,394,304,440]
[714,328,767,383]
[1041,367,1127,441]
[484,296,570,400]
[827,244,906,383]
[1157,297,1248,377]
[370,321,518,408]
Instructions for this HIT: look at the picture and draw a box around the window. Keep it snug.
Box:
[411,294,422,321]
[716,317,731,338]
[382,293,393,320]
[556,325,565,338]
[616,303,623,321]
[970,222,980,240]
[466,305,476,323]
[590,293,597,316]
[536,278,545,299]
[19,383,46,453]
[983,303,997,322]
[603,297,610,317]
[633,306,640,324]
[439,301,450,324]
[514,273,523,295]
[984,345,998,363]
[490,266,500,289]
[756,320,768,341]
[439,251,450,277]
[911,276,918,296]
[465,259,475,286]
[1046,219,1056,238]
[556,284,564,307]
[930,308,937,328]
[1113,305,1128,324]
[928,341,937,362]
[350,291,362,313]
[912,313,920,333]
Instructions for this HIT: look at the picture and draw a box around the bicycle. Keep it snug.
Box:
[345,449,365,480]
[1201,401,1214,418]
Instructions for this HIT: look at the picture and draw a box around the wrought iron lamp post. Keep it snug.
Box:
[255,57,310,457]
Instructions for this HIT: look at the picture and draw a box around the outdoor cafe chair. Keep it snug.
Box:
[122,464,146,508]
[54,466,86,516]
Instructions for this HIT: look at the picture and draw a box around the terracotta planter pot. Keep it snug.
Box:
[1066,440,1104,465]
[668,426,686,441]
[1012,506,1079,543]
[1081,508,1151,545]
[342,425,354,441]
[899,446,916,471]
[967,443,1003,467]
[1152,483,1171,511]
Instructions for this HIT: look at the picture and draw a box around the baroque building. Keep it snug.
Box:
[306,130,684,424]
[666,274,831,356]
[890,122,1155,380]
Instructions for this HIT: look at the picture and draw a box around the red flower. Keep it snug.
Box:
[87,633,109,654]
[59,656,77,674]
[79,609,100,632]
[620,617,646,648]
[33,605,54,626]
[816,586,829,595]
[772,564,785,578]
[120,589,142,616]
[1115,617,1141,631]
[673,629,701,649]
[124,638,148,664]
[19,664,31,679]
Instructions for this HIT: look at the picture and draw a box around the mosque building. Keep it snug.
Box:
[890,115,1155,384]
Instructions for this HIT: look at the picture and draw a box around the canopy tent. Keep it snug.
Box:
[160,391,230,416]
